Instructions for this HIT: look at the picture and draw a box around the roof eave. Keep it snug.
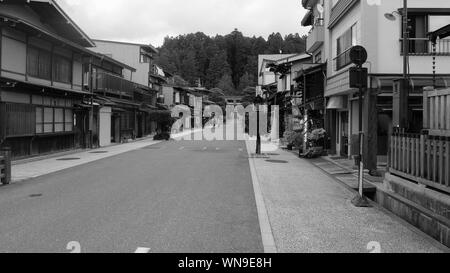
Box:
[35,0,95,47]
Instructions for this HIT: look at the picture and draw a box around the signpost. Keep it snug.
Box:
[348,46,371,208]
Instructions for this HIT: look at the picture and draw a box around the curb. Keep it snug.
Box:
[245,140,277,253]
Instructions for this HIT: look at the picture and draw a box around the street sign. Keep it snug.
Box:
[349,67,368,88]
[349,46,368,66]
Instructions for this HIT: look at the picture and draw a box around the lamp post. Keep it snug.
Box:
[254,95,264,155]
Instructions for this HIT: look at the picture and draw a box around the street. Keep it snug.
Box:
[0,139,263,253]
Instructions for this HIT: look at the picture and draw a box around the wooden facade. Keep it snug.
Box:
[0,0,161,159]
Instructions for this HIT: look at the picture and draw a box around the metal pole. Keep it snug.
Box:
[401,0,409,129]
[352,64,370,207]
[89,58,94,149]
[358,65,364,197]
[256,105,261,155]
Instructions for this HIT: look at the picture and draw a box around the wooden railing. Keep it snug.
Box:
[424,87,450,137]
[0,147,11,185]
[389,131,450,194]
[93,72,137,100]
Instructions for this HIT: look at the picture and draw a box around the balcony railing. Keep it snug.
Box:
[333,47,352,71]
[400,38,450,56]
[93,72,137,100]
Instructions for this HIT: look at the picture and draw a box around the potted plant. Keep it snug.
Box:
[304,128,326,158]
[283,130,304,151]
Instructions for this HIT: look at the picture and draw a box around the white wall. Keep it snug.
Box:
[373,0,450,74]
[162,86,174,107]
[93,41,151,87]
[328,2,362,77]
[99,107,112,147]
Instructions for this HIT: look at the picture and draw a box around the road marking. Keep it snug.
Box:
[135,247,151,253]
[245,140,277,253]
[67,241,81,253]
[179,147,185,150]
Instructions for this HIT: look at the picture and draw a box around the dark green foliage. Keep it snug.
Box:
[217,74,236,95]
[155,29,306,93]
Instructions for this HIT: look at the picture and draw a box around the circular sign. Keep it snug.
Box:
[349,46,368,66]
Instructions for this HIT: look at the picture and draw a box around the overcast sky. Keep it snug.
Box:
[58,0,309,47]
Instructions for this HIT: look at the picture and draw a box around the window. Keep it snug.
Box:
[53,55,72,84]
[403,14,450,55]
[314,52,322,63]
[27,46,51,80]
[36,107,43,134]
[140,54,152,63]
[335,24,357,70]
[35,106,74,134]
[65,109,73,132]
[54,108,64,132]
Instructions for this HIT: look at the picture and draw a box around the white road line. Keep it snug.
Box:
[135,247,151,253]
[244,141,277,253]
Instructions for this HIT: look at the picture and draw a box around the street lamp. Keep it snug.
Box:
[254,95,264,155]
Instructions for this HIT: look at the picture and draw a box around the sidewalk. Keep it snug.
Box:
[10,128,204,183]
[11,138,161,183]
[246,140,448,253]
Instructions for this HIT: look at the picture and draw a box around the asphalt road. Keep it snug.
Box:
[0,140,263,253]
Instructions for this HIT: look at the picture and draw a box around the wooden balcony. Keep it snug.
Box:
[92,71,138,101]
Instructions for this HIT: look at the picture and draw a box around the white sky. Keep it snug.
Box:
[58,0,310,47]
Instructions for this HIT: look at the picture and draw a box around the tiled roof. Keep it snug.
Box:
[328,0,359,29]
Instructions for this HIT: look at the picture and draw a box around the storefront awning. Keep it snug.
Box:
[326,96,346,110]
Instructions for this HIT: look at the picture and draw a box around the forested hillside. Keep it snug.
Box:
[155,29,306,95]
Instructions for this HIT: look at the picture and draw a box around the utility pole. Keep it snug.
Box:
[400,0,409,129]
[88,57,94,149]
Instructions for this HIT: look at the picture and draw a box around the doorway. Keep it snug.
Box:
[340,111,349,157]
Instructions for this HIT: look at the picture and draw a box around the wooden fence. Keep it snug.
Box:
[390,131,450,194]
[0,147,11,185]
[423,87,450,137]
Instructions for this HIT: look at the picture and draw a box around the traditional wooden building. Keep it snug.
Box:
[0,0,97,159]
[0,0,158,159]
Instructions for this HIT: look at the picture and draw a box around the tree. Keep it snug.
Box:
[283,33,307,54]
[208,88,227,111]
[155,30,307,90]
[266,32,284,54]
[238,72,255,92]
[225,29,251,88]
[205,49,230,88]
[179,51,198,85]
[217,74,236,95]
